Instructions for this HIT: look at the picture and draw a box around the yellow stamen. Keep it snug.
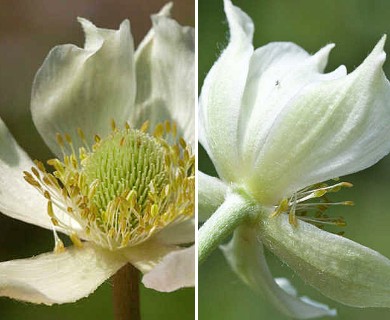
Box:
[273,180,353,231]
[26,122,194,251]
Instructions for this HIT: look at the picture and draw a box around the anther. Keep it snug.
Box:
[140,120,149,133]
[153,123,164,138]
[64,133,72,145]
[111,119,117,132]
[77,128,86,141]
[94,135,101,143]
[179,137,187,149]
[56,133,64,147]
[47,201,55,218]
[70,233,83,248]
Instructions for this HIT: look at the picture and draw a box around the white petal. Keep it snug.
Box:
[0,118,78,231]
[31,18,135,157]
[198,171,227,222]
[133,5,195,143]
[239,42,346,175]
[221,225,336,319]
[155,218,195,245]
[142,246,194,292]
[245,36,390,204]
[123,240,178,273]
[199,0,254,181]
[0,243,126,305]
[258,210,390,307]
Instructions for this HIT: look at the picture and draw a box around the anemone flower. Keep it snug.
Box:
[199,0,390,318]
[0,3,194,306]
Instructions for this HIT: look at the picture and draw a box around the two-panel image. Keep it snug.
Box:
[0,0,390,319]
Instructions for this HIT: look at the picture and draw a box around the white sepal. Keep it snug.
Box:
[239,42,346,180]
[221,225,337,319]
[198,171,227,222]
[134,4,195,143]
[0,243,126,305]
[0,117,78,232]
[245,36,390,204]
[142,246,195,292]
[199,0,253,182]
[155,218,195,245]
[31,18,135,157]
[258,211,390,307]
[122,240,179,274]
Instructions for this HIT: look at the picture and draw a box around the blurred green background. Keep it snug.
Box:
[199,1,390,320]
[0,1,194,319]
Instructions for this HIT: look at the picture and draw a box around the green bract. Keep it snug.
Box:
[199,0,390,318]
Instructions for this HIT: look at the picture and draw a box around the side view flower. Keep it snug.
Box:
[0,3,194,306]
[199,0,390,318]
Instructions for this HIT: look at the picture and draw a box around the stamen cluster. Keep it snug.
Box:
[24,121,194,251]
[271,180,354,231]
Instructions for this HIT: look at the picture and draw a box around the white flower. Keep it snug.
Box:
[0,3,194,305]
[199,0,390,318]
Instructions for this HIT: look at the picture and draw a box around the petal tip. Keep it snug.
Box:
[371,34,387,58]
[223,0,254,41]
[119,19,131,33]
[157,2,173,17]
[379,34,387,46]
[311,43,336,71]
[324,43,336,51]
[151,2,173,23]
[77,17,95,30]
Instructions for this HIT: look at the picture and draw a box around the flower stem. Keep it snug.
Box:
[198,192,258,264]
[112,263,141,320]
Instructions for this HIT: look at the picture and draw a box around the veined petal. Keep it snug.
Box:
[31,18,135,157]
[239,42,346,173]
[245,36,390,204]
[258,210,390,307]
[198,171,227,222]
[155,218,195,245]
[0,243,126,305]
[199,0,253,181]
[0,118,78,231]
[142,246,194,292]
[134,4,195,143]
[221,225,336,319]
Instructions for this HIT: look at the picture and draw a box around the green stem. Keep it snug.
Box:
[112,263,141,320]
[198,192,257,264]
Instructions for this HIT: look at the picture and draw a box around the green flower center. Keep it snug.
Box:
[84,129,167,213]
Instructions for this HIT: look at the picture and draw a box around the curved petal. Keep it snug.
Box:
[258,210,390,307]
[199,0,254,181]
[239,42,346,174]
[133,4,195,143]
[31,18,135,157]
[221,225,336,319]
[198,171,227,222]
[155,218,195,245]
[142,246,194,292]
[0,118,78,231]
[245,36,390,204]
[0,243,126,305]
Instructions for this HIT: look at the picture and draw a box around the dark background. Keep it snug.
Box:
[199,1,390,319]
[0,1,194,319]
